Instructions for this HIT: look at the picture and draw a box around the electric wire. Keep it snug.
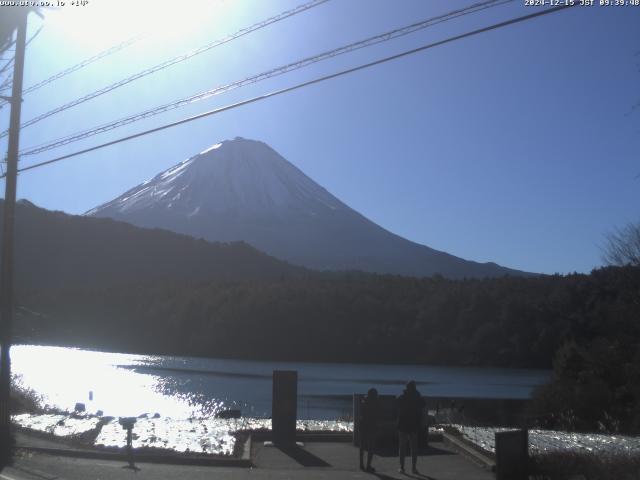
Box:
[0,58,14,78]
[0,0,331,138]
[3,3,576,179]
[0,25,42,91]
[24,24,43,48]
[20,0,511,157]
[0,39,16,55]
[0,32,143,100]
[0,25,43,116]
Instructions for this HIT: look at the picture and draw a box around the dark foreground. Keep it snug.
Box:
[2,438,493,480]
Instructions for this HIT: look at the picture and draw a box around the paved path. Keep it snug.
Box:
[0,440,493,480]
[253,440,494,479]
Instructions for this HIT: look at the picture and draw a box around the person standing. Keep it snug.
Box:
[359,388,380,472]
[396,380,425,474]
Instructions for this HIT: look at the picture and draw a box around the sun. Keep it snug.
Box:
[45,0,229,52]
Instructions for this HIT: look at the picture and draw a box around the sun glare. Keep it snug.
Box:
[46,0,229,52]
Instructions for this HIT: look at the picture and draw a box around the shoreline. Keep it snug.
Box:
[11,411,353,458]
[12,340,553,372]
[14,426,253,467]
[13,413,252,461]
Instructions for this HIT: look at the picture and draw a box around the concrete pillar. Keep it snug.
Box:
[495,429,528,480]
[272,370,297,445]
[353,394,363,446]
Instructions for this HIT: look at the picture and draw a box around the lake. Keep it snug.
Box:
[12,345,550,420]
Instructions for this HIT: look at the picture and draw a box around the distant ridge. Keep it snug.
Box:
[2,199,302,291]
[88,137,533,279]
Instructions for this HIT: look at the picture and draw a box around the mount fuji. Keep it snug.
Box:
[87,137,529,278]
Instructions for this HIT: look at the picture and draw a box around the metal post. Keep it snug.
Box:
[0,10,28,464]
[272,370,297,445]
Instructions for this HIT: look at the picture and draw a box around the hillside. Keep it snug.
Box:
[1,199,302,291]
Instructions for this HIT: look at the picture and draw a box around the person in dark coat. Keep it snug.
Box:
[359,388,380,472]
[396,380,425,474]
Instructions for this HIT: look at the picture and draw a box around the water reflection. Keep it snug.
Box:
[12,345,550,420]
[13,413,353,456]
[11,345,197,418]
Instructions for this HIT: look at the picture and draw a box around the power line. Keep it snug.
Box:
[0,39,16,55]
[0,0,330,138]
[0,32,143,100]
[0,53,15,77]
[0,58,13,78]
[24,24,43,48]
[0,75,11,91]
[20,0,511,157]
[0,25,43,101]
[0,26,42,83]
[0,76,11,93]
[5,3,576,179]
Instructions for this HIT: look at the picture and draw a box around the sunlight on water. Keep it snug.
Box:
[94,418,352,455]
[8,345,567,456]
[12,413,353,456]
[96,417,240,455]
[13,413,101,437]
[12,344,550,421]
[12,345,197,418]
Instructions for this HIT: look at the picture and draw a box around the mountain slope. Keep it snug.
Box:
[88,137,531,279]
[2,199,302,291]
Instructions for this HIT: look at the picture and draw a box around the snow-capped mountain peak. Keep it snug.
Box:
[87,137,530,279]
[87,137,342,220]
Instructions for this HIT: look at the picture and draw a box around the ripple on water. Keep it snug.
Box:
[13,413,100,437]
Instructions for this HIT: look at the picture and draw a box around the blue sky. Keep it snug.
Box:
[1,0,638,275]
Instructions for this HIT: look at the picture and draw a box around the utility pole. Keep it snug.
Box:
[0,10,28,465]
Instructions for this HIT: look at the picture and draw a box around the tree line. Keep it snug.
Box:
[14,265,640,432]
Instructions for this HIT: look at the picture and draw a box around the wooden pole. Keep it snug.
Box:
[0,10,28,464]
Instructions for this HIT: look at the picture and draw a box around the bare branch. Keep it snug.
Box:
[602,222,640,267]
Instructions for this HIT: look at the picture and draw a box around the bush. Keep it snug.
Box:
[530,451,640,480]
[530,339,640,434]
[10,374,43,414]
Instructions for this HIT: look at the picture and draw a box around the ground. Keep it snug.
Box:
[0,439,494,480]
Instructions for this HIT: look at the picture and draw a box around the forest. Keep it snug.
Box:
[15,265,640,433]
[16,265,639,367]
[5,200,640,432]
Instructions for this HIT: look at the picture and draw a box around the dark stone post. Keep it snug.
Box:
[272,370,297,445]
[495,429,528,480]
[353,394,363,446]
